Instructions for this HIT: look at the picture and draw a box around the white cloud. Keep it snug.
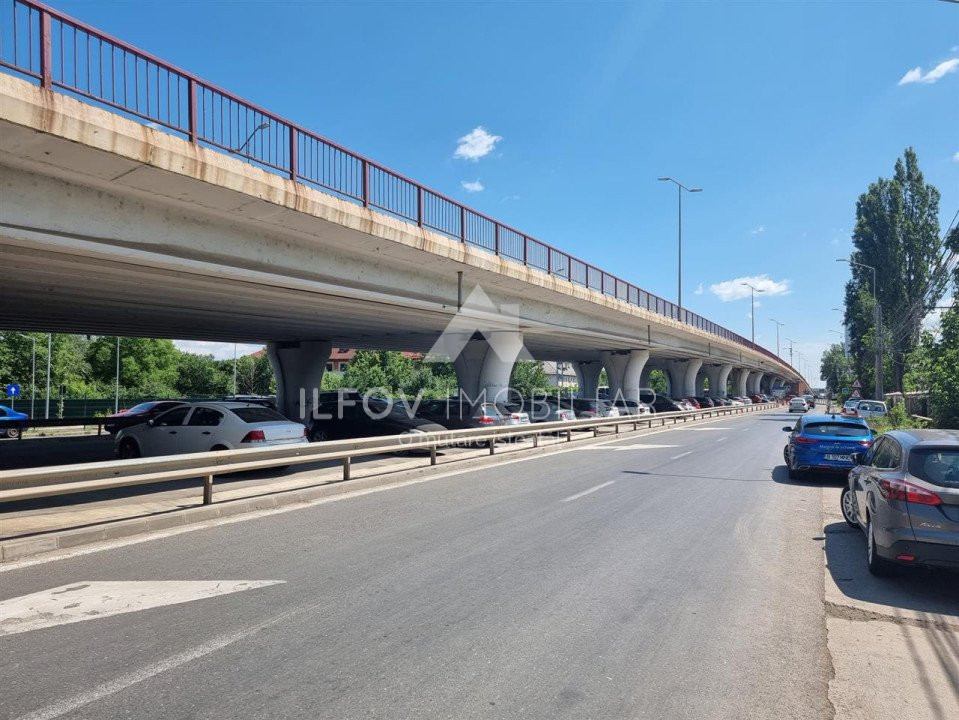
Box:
[454,127,502,161]
[694,283,704,295]
[709,274,791,302]
[898,58,959,85]
[174,340,263,360]
[750,225,766,235]
[460,179,484,193]
[953,151,959,162]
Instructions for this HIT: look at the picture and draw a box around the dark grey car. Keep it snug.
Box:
[841,429,959,575]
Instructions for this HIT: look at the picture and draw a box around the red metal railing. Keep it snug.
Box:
[0,0,800,378]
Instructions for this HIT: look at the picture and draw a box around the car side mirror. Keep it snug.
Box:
[782,426,793,432]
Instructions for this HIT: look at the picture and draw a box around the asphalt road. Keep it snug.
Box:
[1,409,837,719]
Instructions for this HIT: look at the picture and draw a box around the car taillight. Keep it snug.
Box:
[857,440,873,447]
[511,414,521,420]
[795,436,817,444]
[879,478,941,506]
[241,430,266,443]
[478,416,496,424]
[303,427,309,437]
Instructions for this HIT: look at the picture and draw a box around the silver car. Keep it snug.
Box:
[841,429,959,575]
[521,399,576,423]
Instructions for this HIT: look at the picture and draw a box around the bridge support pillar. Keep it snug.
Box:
[732,368,749,397]
[748,371,765,395]
[601,349,649,401]
[452,332,525,403]
[267,340,333,421]
[699,363,733,398]
[664,358,702,398]
[574,361,604,400]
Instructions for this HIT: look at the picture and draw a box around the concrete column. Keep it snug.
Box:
[700,363,733,398]
[664,358,702,398]
[732,367,749,397]
[695,369,708,396]
[267,340,333,421]
[751,371,765,395]
[573,361,603,400]
[452,331,524,403]
[601,349,649,401]
[716,363,733,397]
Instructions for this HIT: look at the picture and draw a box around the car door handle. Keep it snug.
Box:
[168,430,177,434]
[202,431,211,435]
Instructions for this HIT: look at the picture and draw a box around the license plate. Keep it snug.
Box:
[825,454,851,462]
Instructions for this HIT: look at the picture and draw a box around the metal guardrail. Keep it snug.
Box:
[0,0,801,381]
[0,403,778,505]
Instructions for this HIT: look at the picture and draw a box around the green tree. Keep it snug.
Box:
[342,351,412,394]
[820,343,851,393]
[844,148,943,394]
[230,353,275,395]
[509,361,552,399]
[647,368,668,395]
[88,337,179,397]
[176,352,230,397]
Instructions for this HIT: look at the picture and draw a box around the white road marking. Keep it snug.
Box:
[0,580,283,636]
[562,481,616,502]
[670,451,692,460]
[690,427,732,431]
[13,594,316,720]
[582,443,679,450]
[715,437,729,443]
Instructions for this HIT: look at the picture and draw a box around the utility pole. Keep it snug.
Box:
[657,177,702,315]
[740,282,764,343]
[114,337,121,414]
[769,319,784,358]
[837,258,882,399]
[45,333,52,419]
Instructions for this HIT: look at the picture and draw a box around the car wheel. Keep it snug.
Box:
[4,427,18,439]
[309,427,328,443]
[118,438,140,459]
[840,487,858,528]
[866,518,894,576]
[210,445,229,452]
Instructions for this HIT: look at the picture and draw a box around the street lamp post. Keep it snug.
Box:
[45,333,52,419]
[785,337,795,367]
[114,337,121,414]
[769,319,784,358]
[657,177,702,315]
[740,282,764,344]
[837,258,882,398]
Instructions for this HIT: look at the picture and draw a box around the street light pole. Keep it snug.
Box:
[740,282,764,344]
[45,333,52,419]
[785,337,795,367]
[837,258,882,398]
[658,177,702,315]
[114,337,121,414]
[769,319,784,358]
[233,343,238,395]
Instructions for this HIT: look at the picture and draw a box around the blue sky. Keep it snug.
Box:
[53,0,959,382]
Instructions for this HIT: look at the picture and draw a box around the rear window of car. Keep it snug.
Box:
[802,422,869,437]
[230,407,288,423]
[858,402,885,412]
[126,402,159,413]
[908,449,959,489]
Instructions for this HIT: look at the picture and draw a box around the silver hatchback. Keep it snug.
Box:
[841,429,959,575]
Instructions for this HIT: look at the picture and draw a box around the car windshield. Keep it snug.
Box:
[908,449,959,489]
[230,407,288,423]
[802,422,869,437]
[125,402,160,413]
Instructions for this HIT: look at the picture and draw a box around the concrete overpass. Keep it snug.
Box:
[0,2,804,417]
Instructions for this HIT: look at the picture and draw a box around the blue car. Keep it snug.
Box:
[783,413,875,480]
[0,404,29,439]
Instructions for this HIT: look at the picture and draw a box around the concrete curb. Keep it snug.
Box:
[1,409,773,564]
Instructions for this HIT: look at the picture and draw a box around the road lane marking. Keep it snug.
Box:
[582,443,679,450]
[562,481,615,502]
[0,581,284,637]
[670,451,692,460]
[715,437,729,443]
[690,427,732,431]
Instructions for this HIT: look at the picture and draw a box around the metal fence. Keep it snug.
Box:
[0,0,799,379]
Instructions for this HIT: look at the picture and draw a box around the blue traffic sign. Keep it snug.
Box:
[5,383,21,397]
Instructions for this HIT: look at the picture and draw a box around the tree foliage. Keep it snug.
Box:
[819,343,851,393]
[843,148,943,395]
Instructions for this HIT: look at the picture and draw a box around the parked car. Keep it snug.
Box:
[0,404,28,439]
[788,397,808,413]
[611,399,652,416]
[417,398,505,431]
[115,402,308,459]
[803,394,816,408]
[841,399,861,416]
[496,402,532,426]
[749,394,764,404]
[855,400,888,420]
[782,414,874,480]
[570,398,619,418]
[309,396,447,441]
[520,399,576,423]
[692,396,715,408]
[841,429,959,575]
[727,397,744,406]
[711,397,733,406]
[672,398,695,411]
[646,396,685,413]
[105,400,188,434]
[684,397,702,409]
